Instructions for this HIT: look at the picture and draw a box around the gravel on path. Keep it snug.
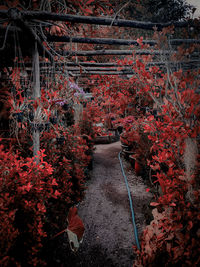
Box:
[75,141,152,267]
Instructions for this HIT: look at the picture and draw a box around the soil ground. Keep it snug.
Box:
[46,141,152,267]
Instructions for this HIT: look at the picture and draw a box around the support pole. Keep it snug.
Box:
[32,40,41,161]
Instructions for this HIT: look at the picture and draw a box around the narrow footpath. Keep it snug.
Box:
[75,141,152,267]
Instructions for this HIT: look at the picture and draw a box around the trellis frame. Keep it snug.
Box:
[0,7,199,158]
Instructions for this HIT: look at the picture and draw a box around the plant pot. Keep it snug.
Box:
[122,149,134,160]
[121,144,129,150]
[135,161,141,176]
[13,112,24,122]
[50,117,57,124]
[62,104,69,111]
[129,154,135,166]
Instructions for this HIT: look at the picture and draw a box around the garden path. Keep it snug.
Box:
[75,141,152,267]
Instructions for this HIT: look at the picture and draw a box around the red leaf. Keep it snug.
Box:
[150,202,160,206]
[187,221,193,230]
[86,0,94,5]
[157,233,165,240]
[67,207,85,241]
[85,8,93,14]
[51,178,58,186]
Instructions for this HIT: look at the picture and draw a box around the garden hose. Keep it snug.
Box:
[118,151,141,250]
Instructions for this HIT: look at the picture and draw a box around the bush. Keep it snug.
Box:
[0,146,53,266]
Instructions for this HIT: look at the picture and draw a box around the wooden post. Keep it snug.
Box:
[32,40,40,161]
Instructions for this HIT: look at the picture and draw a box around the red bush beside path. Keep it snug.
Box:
[87,32,200,266]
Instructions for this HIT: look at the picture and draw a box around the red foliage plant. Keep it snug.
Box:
[0,145,54,266]
[0,126,92,266]
[87,34,200,265]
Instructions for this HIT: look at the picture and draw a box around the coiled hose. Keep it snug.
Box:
[118,151,140,250]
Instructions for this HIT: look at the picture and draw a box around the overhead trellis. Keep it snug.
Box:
[0,8,199,67]
[0,7,199,160]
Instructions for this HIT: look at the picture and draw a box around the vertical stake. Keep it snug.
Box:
[32,40,40,162]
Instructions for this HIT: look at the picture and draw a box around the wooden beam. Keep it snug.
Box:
[57,60,200,71]
[1,24,199,46]
[70,71,135,76]
[28,59,200,67]
[25,61,125,67]
[64,67,132,71]
[39,58,200,75]
[0,9,194,30]
[64,62,121,67]
[39,71,135,76]
[69,71,135,75]
[0,9,195,30]
[60,49,173,56]
[36,66,127,71]
[47,35,200,46]
[38,61,200,75]
[47,35,156,46]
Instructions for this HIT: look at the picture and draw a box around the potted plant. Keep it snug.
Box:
[30,106,51,132]
[11,100,27,122]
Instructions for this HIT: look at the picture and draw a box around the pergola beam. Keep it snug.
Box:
[40,71,136,76]
[60,49,173,56]
[23,59,200,68]
[47,35,156,46]
[47,35,200,46]
[1,23,199,47]
[65,67,132,71]
[0,9,193,30]
[36,59,199,74]
[0,9,196,31]
[71,71,135,76]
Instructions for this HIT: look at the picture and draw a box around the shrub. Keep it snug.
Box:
[0,146,54,266]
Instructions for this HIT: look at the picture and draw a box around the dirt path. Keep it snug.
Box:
[74,141,152,267]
